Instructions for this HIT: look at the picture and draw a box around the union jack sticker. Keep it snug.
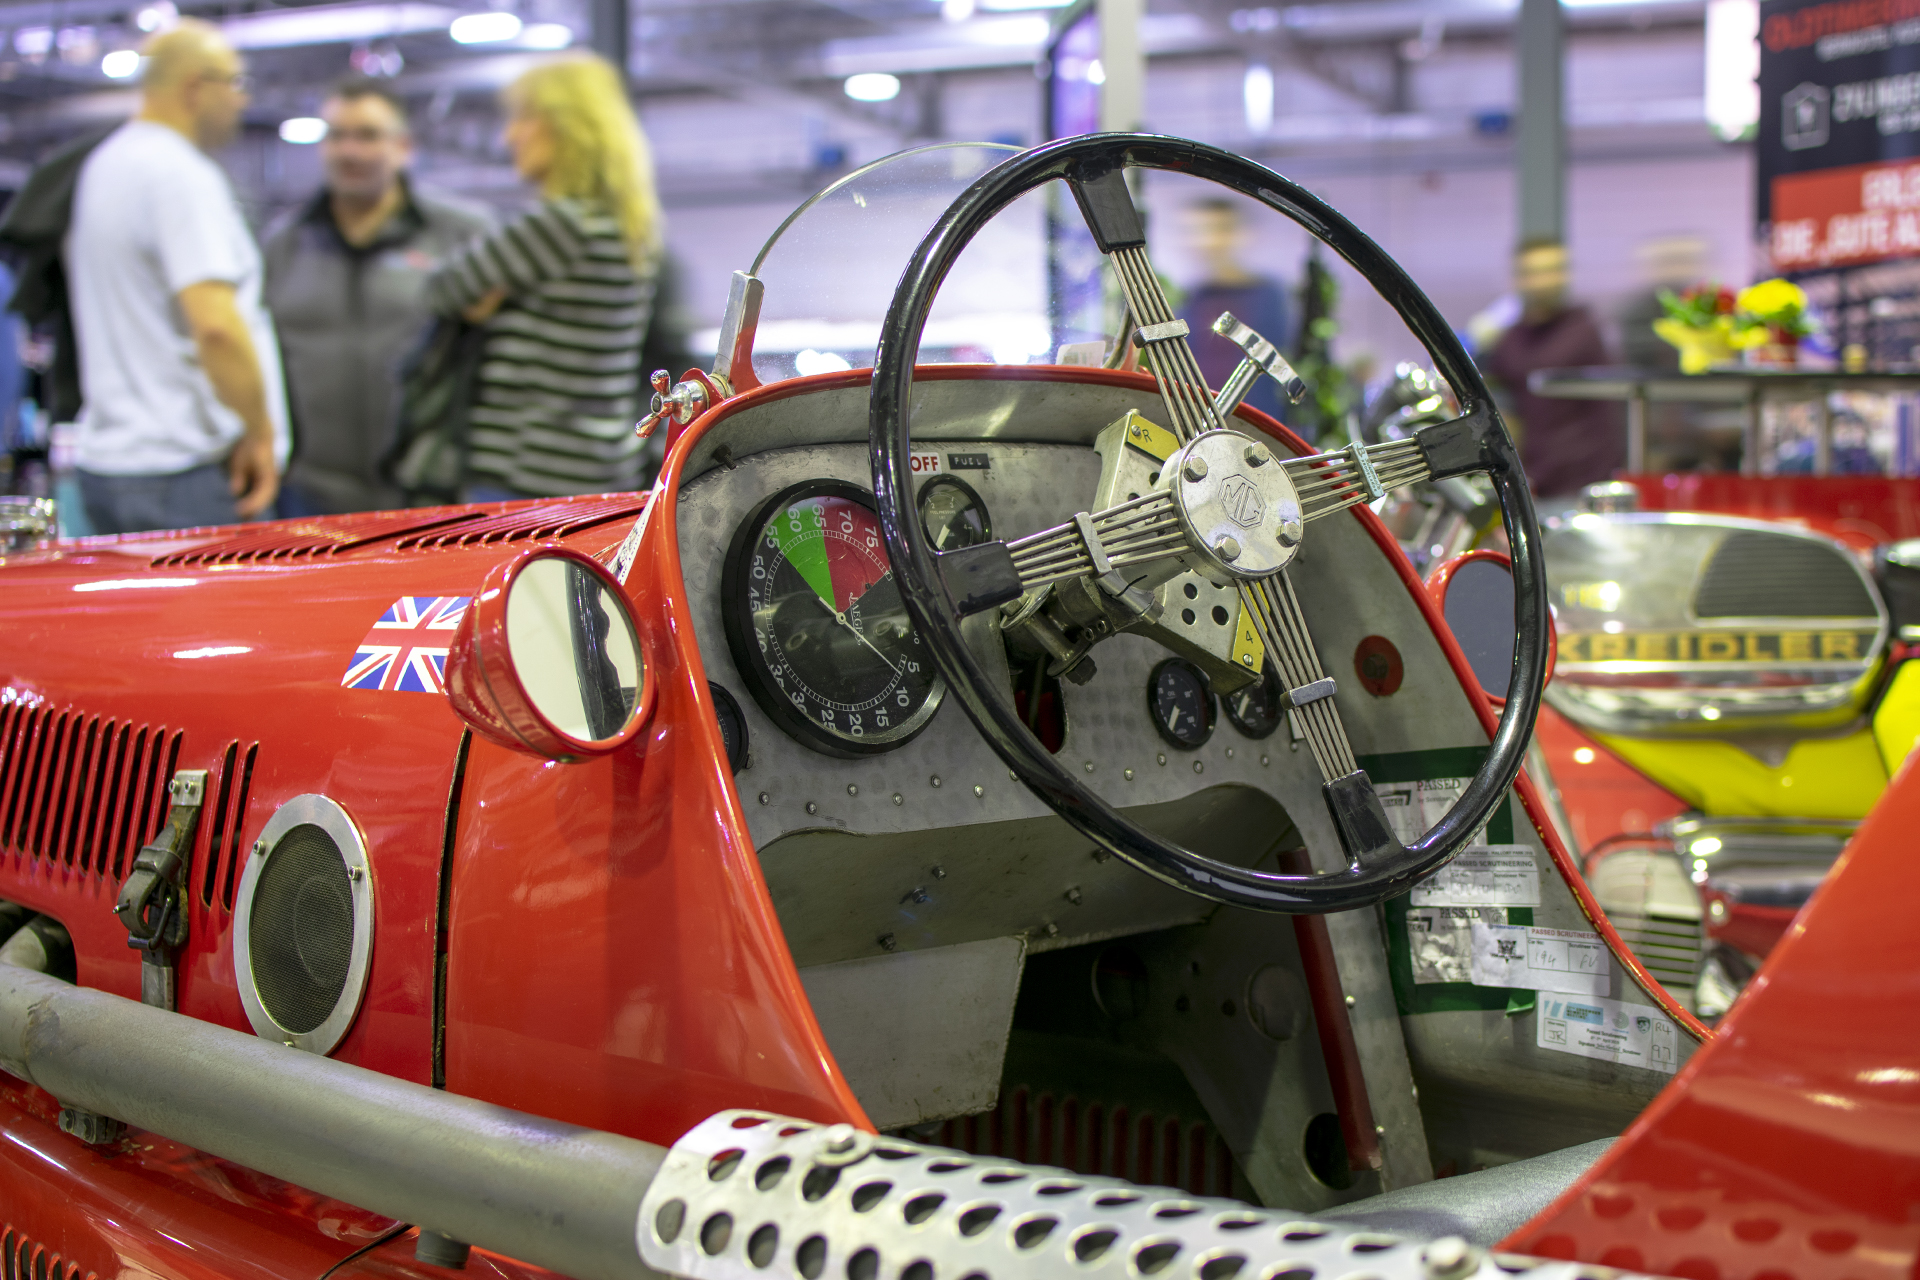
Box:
[342,596,472,694]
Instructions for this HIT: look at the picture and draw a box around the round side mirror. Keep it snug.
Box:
[446,548,652,760]
[1426,550,1555,705]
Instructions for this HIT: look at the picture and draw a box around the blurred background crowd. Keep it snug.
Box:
[0,0,1796,533]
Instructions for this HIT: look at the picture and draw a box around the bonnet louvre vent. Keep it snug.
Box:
[1,1221,96,1280]
[152,509,481,568]
[1694,532,1878,619]
[389,495,649,551]
[200,740,261,913]
[0,696,181,880]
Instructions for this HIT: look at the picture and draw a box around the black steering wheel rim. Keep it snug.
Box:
[869,132,1548,913]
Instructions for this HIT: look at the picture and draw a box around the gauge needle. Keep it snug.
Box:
[803,586,900,675]
[1167,706,1182,732]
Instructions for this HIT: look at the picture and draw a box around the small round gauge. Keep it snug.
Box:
[1148,658,1216,751]
[916,474,992,551]
[722,479,945,759]
[1224,664,1286,740]
[708,682,749,774]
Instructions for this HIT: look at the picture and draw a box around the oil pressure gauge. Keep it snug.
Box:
[1148,658,1216,751]
[916,474,992,551]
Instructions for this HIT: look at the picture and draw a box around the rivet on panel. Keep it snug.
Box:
[758,792,770,805]
[1065,887,1083,906]
[892,793,903,807]
[1344,995,1356,1008]
[877,934,898,952]
[1192,760,1204,774]
[805,802,818,816]
[1124,768,1134,781]
[1157,753,1167,766]
[847,784,858,797]
[930,775,942,788]
[973,785,984,797]
[932,865,947,879]
[1084,761,1095,773]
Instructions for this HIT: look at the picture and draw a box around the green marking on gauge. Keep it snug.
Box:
[784,500,835,608]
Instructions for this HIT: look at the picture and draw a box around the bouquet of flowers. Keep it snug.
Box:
[1654,279,1814,373]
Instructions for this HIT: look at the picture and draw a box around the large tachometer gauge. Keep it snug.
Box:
[723,480,946,757]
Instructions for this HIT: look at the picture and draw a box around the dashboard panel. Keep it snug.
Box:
[671,376,1501,964]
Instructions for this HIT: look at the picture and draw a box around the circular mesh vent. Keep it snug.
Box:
[247,822,355,1036]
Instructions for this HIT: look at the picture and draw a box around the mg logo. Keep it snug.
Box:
[1220,474,1264,527]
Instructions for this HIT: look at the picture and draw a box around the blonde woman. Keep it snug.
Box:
[427,53,661,499]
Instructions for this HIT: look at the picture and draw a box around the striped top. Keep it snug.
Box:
[427,197,654,497]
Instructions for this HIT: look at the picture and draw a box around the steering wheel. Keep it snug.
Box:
[869,134,1546,913]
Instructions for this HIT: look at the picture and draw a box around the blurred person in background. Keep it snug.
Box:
[1177,197,1292,426]
[66,19,287,533]
[1485,238,1622,502]
[425,53,659,499]
[265,78,492,516]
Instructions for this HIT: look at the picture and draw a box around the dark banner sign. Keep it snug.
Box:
[1758,0,1920,232]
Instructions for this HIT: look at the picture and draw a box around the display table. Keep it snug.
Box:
[1528,365,1920,476]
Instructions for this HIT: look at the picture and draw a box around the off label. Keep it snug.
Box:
[909,451,942,474]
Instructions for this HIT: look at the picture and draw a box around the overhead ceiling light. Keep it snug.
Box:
[1705,0,1759,141]
[520,21,571,47]
[13,27,51,55]
[134,1,176,30]
[941,0,975,19]
[101,48,141,77]
[279,116,327,143]
[224,2,455,49]
[450,11,522,43]
[1243,62,1273,133]
[977,0,1073,8]
[844,72,901,101]
[1086,57,1105,85]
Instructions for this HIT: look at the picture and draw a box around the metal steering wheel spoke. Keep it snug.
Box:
[1234,574,1356,784]
[1067,167,1225,445]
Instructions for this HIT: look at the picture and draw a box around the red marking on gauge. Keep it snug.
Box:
[1354,635,1404,697]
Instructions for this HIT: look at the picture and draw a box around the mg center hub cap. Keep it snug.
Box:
[1162,430,1304,583]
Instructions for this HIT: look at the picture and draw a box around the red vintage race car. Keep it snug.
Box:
[0,135,1909,1280]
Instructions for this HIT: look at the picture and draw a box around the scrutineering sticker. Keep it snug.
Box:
[1537,993,1678,1074]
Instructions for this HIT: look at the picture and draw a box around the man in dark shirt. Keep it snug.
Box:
[1486,238,1623,500]
[1177,198,1293,426]
[264,77,490,514]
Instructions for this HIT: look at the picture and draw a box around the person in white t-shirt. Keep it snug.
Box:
[65,19,287,533]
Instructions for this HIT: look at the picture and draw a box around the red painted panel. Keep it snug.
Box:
[1626,472,1920,550]
[1531,702,1690,856]
[1508,754,1920,1279]
[0,1076,561,1280]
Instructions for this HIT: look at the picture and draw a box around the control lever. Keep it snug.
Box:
[113,769,208,1012]
[1211,312,1307,418]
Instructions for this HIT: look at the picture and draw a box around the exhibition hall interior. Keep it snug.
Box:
[2,2,1919,1280]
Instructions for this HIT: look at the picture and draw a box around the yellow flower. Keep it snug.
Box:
[1736,278,1808,323]
[1654,316,1739,373]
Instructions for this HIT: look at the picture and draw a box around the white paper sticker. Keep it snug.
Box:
[1537,993,1679,1075]
[1411,847,1541,907]
[1407,906,1506,985]
[909,450,943,475]
[1470,922,1610,995]
[1376,777,1485,846]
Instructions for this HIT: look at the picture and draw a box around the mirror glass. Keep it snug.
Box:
[505,557,643,743]
[1442,558,1517,699]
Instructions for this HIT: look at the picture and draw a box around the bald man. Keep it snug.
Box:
[65,19,287,532]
